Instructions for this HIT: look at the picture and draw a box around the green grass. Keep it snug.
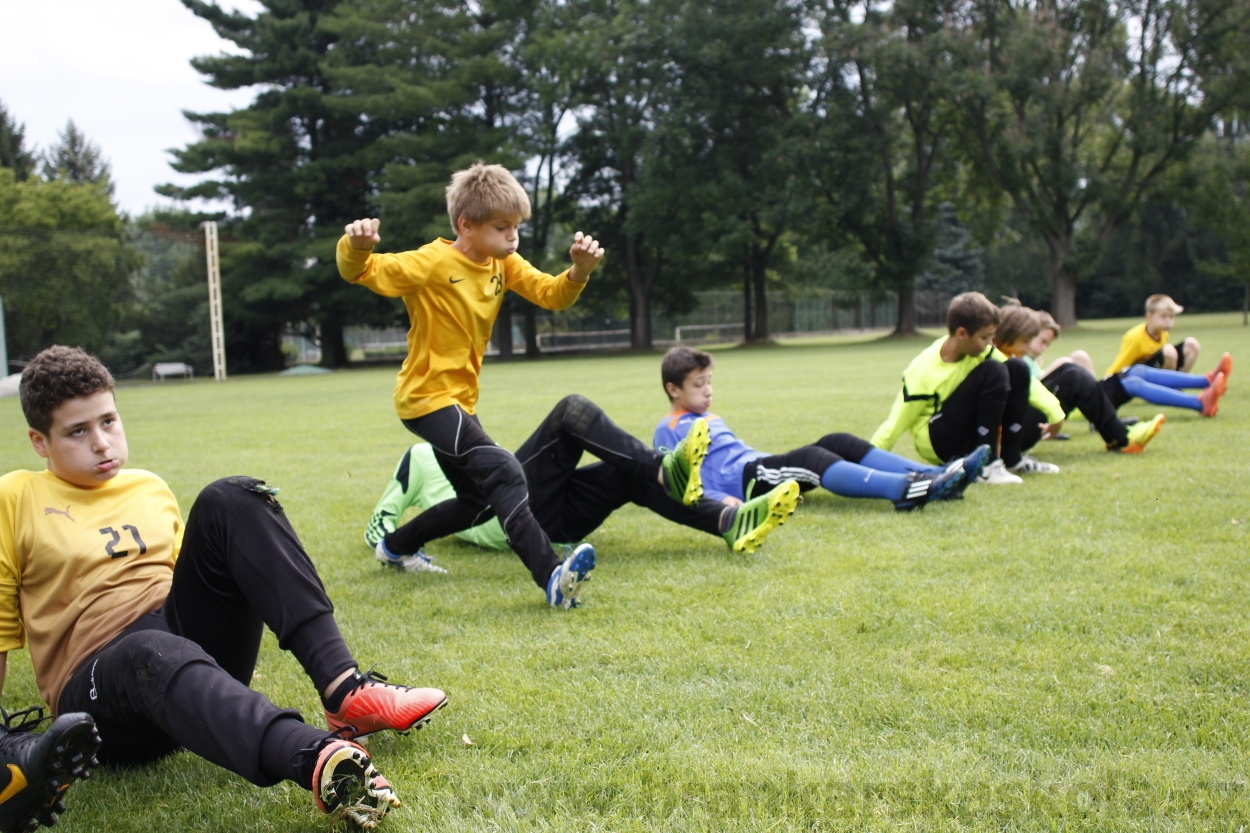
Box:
[1,313,1249,832]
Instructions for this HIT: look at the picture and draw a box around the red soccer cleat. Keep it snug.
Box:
[1206,352,1232,386]
[312,739,399,829]
[1199,372,1226,417]
[325,670,447,741]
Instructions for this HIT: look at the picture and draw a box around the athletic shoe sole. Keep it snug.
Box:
[3,714,101,833]
[666,419,710,505]
[549,544,596,609]
[728,481,800,554]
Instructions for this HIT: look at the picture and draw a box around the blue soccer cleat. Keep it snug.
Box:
[546,543,596,609]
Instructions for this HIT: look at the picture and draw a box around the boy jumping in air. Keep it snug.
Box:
[338,163,605,609]
[0,347,447,831]
[654,348,981,512]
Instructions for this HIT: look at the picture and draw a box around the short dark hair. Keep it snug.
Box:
[947,292,1000,335]
[661,346,713,400]
[994,304,1041,346]
[20,346,115,434]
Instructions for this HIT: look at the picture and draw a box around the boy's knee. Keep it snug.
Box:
[553,394,601,434]
[116,631,216,693]
[198,476,281,507]
[1160,343,1179,369]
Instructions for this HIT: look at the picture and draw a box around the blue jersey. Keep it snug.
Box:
[653,410,767,502]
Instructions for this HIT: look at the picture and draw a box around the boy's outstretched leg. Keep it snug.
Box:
[167,477,447,742]
[0,709,100,833]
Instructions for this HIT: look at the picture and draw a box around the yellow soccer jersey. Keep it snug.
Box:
[1106,322,1167,376]
[0,468,181,710]
[338,236,585,420]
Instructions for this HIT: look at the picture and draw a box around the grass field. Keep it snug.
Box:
[1,313,1248,832]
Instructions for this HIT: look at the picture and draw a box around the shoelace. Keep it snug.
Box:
[1,705,51,734]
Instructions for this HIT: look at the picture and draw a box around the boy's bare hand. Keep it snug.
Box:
[345,218,381,250]
[1040,420,1065,440]
[567,231,604,283]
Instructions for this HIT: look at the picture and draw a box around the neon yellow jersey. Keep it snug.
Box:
[1106,322,1166,376]
[338,237,585,420]
[871,338,1063,463]
[0,469,181,710]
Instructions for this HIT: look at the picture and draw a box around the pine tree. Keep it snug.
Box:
[0,101,37,181]
[41,120,115,196]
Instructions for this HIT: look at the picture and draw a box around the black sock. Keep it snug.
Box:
[717,506,736,535]
[286,612,357,695]
[322,671,364,713]
[259,717,334,787]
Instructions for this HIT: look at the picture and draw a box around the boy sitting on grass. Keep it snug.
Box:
[871,292,1065,484]
[0,346,447,831]
[1002,307,1165,455]
[1108,294,1201,374]
[338,162,605,609]
[1099,294,1231,418]
[654,348,981,512]
[366,394,799,564]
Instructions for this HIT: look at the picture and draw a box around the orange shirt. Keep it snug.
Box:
[338,237,585,419]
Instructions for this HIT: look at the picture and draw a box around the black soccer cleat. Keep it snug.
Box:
[0,708,101,833]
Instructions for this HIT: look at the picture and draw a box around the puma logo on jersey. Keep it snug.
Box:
[44,506,75,522]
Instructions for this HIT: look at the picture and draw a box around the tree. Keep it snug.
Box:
[41,120,115,197]
[560,0,678,350]
[165,0,399,371]
[955,0,1242,325]
[0,101,37,182]
[0,169,141,361]
[806,0,965,335]
[660,0,812,343]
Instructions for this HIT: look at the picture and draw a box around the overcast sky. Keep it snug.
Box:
[2,0,262,217]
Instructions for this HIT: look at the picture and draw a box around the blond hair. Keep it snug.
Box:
[1145,294,1183,315]
[445,162,531,233]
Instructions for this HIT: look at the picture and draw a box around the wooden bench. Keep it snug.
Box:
[152,362,194,382]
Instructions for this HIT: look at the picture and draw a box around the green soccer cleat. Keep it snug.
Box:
[661,418,710,506]
[1118,413,1165,454]
[723,480,801,554]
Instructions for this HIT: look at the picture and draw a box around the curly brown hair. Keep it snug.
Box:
[19,346,115,434]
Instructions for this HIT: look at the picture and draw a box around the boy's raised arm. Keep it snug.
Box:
[566,231,604,284]
[344,218,382,250]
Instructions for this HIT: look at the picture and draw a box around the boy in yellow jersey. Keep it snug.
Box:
[871,292,1065,485]
[1107,294,1200,374]
[0,347,448,830]
[338,162,605,609]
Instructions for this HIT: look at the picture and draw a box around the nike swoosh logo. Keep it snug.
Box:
[449,277,465,284]
[0,765,28,804]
